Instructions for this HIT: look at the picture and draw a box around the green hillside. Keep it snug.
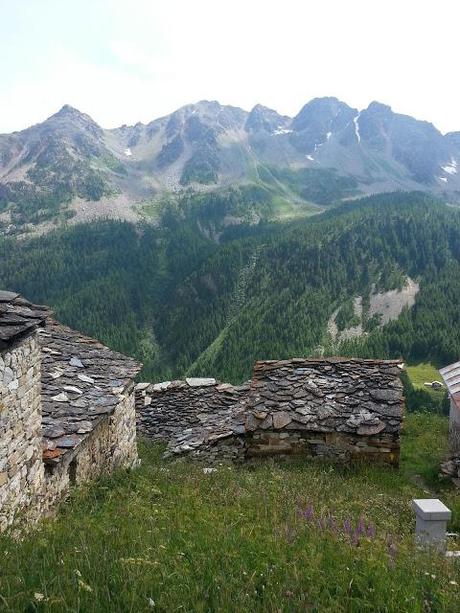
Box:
[1,192,460,387]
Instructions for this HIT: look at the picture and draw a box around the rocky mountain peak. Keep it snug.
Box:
[365,101,393,116]
[2,95,460,235]
[55,103,81,116]
[48,104,98,125]
[245,104,290,133]
[292,97,357,131]
[41,105,103,141]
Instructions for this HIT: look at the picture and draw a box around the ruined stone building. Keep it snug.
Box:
[0,291,141,532]
[136,357,404,465]
[2,288,407,532]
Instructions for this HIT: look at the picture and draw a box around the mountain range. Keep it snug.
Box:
[1,97,460,234]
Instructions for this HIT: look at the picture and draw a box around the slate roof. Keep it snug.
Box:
[40,320,142,464]
[439,360,460,411]
[0,291,48,351]
[1,288,142,464]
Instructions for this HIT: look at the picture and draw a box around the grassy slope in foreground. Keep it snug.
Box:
[0,414,459,612]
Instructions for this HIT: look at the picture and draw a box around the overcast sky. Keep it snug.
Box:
[1,0,459,134]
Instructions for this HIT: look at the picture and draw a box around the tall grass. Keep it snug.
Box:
[0,414,459,612]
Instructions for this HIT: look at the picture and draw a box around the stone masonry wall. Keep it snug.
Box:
[43,386,138,510]
[0,333,44,531]
[439,398,460,486]
[136,378,250,441]
[244,358,404,465]
[143,358,404,467]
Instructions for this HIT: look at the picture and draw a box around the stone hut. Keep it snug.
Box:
[244,358,404,465]
[136,357,404,466]
[439,360,460,485]
[0,291,141,532]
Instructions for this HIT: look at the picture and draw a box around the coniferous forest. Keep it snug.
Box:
[1,191,460,388]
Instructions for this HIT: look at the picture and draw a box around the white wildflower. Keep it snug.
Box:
[78,579,93,592]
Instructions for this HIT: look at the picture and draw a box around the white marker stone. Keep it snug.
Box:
[412,499,452,550]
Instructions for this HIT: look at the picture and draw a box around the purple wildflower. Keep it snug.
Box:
[317,517,326,532]
[356,516,366,537]
[366,523,376,539]
[327,515,338,534]
[301,504,314,522]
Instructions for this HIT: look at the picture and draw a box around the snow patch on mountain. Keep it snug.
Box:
[273,127,293,135]
[441,158,457,175]
[353,113,361,143]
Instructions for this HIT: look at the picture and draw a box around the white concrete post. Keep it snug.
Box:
[412,499,452,550]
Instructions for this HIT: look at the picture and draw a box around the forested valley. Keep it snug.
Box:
[1,191,460,396]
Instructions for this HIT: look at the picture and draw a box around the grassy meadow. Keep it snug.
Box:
[0,414,459,612]
[406,363,445,399]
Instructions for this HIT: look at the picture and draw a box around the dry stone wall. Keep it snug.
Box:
[448,398,460,454]
[245,358,404,465]
[138,358,404,467]
[0,333,44,531]
[440,454,460,486]
[136,378,250,441]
